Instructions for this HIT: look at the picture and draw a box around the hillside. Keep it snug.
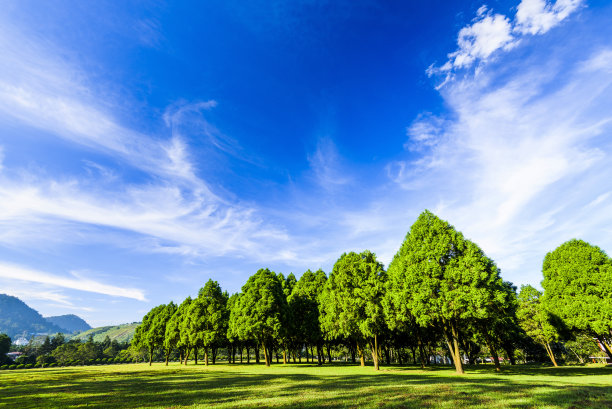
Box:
[45,314,91,333]
[71,322,139,343]
[0,294,65,338]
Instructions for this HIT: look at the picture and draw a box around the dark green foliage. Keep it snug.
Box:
[319,250,386,370]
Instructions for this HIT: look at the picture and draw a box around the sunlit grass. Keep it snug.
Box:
[1,362,611,408]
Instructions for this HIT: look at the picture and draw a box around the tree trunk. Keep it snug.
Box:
[384,345,391,365]
[544,343,558,367]
[149,346,153,366]
[194,348,198,365]
[255,344,260,364]
[205,348,208,366]
[356,342,366,366]
[212,347,217,364]
[503,345,516,365]
[283,349,287,364]
[184,348,190,365]
[485,334,501,372]
[263,342,270,367]
[240,346,243,364]
[444,322,464,374]
[246,345,250,364]
[317,345,323,365]
[327,344,332,364]
[369,335,380,370]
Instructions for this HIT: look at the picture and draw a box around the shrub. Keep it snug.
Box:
[49,363,57,367]
[16,364,25,369]
[25,364,33,369]
[0,364,7,370]
[9,365,16,370]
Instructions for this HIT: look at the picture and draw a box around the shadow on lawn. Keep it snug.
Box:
[2,365,612,409]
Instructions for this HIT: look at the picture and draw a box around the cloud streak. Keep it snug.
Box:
[0,262,146,301]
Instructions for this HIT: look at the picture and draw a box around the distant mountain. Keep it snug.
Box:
[0,294,65,339]
[45,314,91,333]
[71,322,139,343]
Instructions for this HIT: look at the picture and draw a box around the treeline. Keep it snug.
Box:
[0,333,137,370]
[134,210,612,373]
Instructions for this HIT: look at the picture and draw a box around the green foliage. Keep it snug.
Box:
[230,268,287,365]
[0,333,11,360]
[288,269,327,347]
[385,210,509,373]
[542,239,612,343]
[184,280,228,362]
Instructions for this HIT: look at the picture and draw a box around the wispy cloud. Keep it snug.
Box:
[307,138,352,190]
[0,17,291,265]
[0,262,146,300]
[391,11,612,285]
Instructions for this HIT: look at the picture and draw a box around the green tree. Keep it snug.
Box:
[516,285,561,366]
[289,269,327,365]
[132,304,166,365]
[0,333,11,364]
[542,239,612,360]
[231,268,287,366]
[165,297,191,364]
[319,251,386,370]
[194,279,229,365]
[386,210,508,374]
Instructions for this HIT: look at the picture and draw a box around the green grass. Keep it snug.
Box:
[1,362,611,408]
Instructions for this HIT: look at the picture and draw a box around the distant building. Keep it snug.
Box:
[6,352,23,361]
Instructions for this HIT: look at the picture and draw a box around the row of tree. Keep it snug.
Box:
[133,210,612,374]
[0,333,133,367]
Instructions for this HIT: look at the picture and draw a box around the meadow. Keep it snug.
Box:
[1,363,611,408]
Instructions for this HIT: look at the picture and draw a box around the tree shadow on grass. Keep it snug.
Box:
[1,365,611,408]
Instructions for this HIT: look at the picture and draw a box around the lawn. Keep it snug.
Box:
[1,362,611,408]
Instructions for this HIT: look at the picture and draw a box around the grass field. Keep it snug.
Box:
[1,362,611,408]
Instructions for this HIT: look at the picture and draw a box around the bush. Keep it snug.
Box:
[49,363,57,367]
[0,365,7,370]
[9,365,16,370]
[25,364,33,369]
[16,364,25,369]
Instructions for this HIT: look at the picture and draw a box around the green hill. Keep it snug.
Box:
[45,314,91,333]
[71,322,140,343]
[0,294,66,338]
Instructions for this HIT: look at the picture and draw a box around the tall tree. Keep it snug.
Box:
[195,279,229,365]
[542,239,612,360]
[516,285,562,366]
[231,268,288,366]
[165,297,191,364]
[319,251,386,370]
[289,269,327,365]
[132,304,166,365]
[386,210,508,374]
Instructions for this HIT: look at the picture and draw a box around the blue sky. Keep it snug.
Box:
[1,0,611,327]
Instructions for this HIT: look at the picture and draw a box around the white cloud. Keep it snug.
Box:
[0,262,146,300]
[447,11,516,70]
[433,0,584,77]
[515,0,584,35]
[394,45,612,285]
